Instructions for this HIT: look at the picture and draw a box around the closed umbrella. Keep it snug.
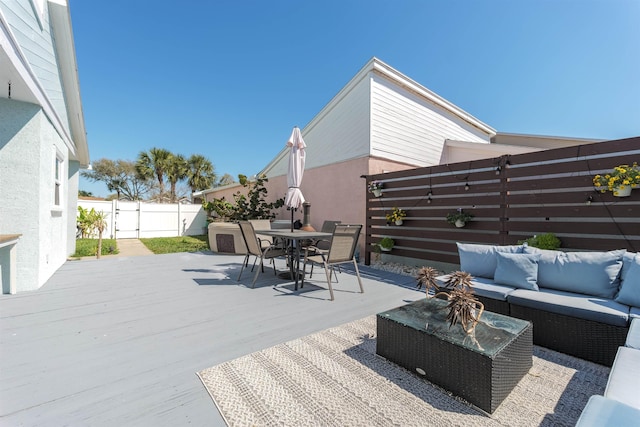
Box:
[284,126,306,231]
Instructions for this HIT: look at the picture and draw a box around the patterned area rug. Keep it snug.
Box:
[197,316,609,426]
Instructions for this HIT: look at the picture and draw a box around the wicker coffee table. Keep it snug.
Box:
[377,298,532,413]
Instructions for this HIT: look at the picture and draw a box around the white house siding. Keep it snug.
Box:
[264,70,372,179]
[0,1,70,133]
[370,73,491,167]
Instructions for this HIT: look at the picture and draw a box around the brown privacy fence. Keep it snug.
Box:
[364,137,640,266]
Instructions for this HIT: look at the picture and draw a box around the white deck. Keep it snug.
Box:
[0,252,423,426]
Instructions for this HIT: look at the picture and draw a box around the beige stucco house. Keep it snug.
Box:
[202,57,600,255]
[0,0,88,293]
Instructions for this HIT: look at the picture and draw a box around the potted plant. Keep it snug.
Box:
[446,208,474,228]
[593,163,640,197]
[368,180,383,197]
[518,233,561,250]
[378,237,394,252]
[385,207,407,225]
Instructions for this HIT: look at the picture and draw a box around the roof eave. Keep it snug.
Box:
[49,0,89,167]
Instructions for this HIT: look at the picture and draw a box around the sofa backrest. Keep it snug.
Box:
[456,242,524,279]
[523,247,625,299]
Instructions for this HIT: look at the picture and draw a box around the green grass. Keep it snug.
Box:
[73,239,119,257]
[139,235,210,254]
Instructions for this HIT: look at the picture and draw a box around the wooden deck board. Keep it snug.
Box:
[0,251,421,426]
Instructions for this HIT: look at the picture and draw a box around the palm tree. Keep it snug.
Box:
[187,154,216,193]
[136,148,172,198]
[166,154,188,203]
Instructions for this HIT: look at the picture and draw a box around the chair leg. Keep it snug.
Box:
[238,254,249,281]
[251,256,264,288]
[301,256,309,287]
[352,259,364,293]
[324,262,335,301]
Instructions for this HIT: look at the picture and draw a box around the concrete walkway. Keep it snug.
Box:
[115,238,154,256]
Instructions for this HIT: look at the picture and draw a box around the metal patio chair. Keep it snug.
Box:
[237,221,286,288]
[301,224,363,301]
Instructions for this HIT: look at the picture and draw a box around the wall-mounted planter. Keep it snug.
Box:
[614,186,632,197]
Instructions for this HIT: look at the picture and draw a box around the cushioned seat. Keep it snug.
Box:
[575,395,640,426]
[630,307,640,319]
[507,288,629,327]
[627,318,640,349]
[604,346,640,408]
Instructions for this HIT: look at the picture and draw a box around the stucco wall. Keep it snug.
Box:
[0,98,70,292]
[204,156,417,258]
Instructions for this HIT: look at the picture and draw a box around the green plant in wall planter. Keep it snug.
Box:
[518,233,561,250]
[379,237,394,252]
[446,208,474,228]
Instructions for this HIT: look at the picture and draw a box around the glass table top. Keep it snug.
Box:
[377,297,531,357]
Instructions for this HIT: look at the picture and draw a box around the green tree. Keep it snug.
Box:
[187,154,216,193]
[203,174,284,221]
[78,190,93,197]
[76,207,109,258]
[90,210,109,259]
[136,148,172,198]
[166,154,188,203]
[82,158,153,200]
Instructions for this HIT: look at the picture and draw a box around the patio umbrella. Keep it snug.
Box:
[284,126,306,231]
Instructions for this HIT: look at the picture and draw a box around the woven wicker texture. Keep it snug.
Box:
[198,316,609,426]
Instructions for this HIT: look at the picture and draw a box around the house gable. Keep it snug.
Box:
[260,57,496,178]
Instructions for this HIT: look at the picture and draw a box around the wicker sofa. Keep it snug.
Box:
[575,318,640,425]
[437,243,640,366]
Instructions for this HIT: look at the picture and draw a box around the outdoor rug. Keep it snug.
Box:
[197,316,609,426]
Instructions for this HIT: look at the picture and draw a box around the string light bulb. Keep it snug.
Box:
[464,182,470,191]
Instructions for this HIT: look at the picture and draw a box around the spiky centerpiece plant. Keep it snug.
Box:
[434,271,484,334]
[415,266,440,297]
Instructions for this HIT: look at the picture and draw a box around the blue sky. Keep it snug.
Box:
[71,0,640,197]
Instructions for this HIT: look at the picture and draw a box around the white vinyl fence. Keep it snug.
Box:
[78,200,207,239]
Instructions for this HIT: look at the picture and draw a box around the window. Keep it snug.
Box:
[54,154,63,207]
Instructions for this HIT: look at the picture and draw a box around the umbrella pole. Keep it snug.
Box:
[290,208,294,232]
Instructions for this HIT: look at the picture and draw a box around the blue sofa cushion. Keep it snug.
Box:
[631,307,640,319]
[605,346,640,408]
[436,275,515,301]
[523,247,625,299]
[616,254,640,307]
[494,252,540,290]
[457,243,524,279]
[575,395,640,427]
[507,288,630,327]
[621,251,639,283]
